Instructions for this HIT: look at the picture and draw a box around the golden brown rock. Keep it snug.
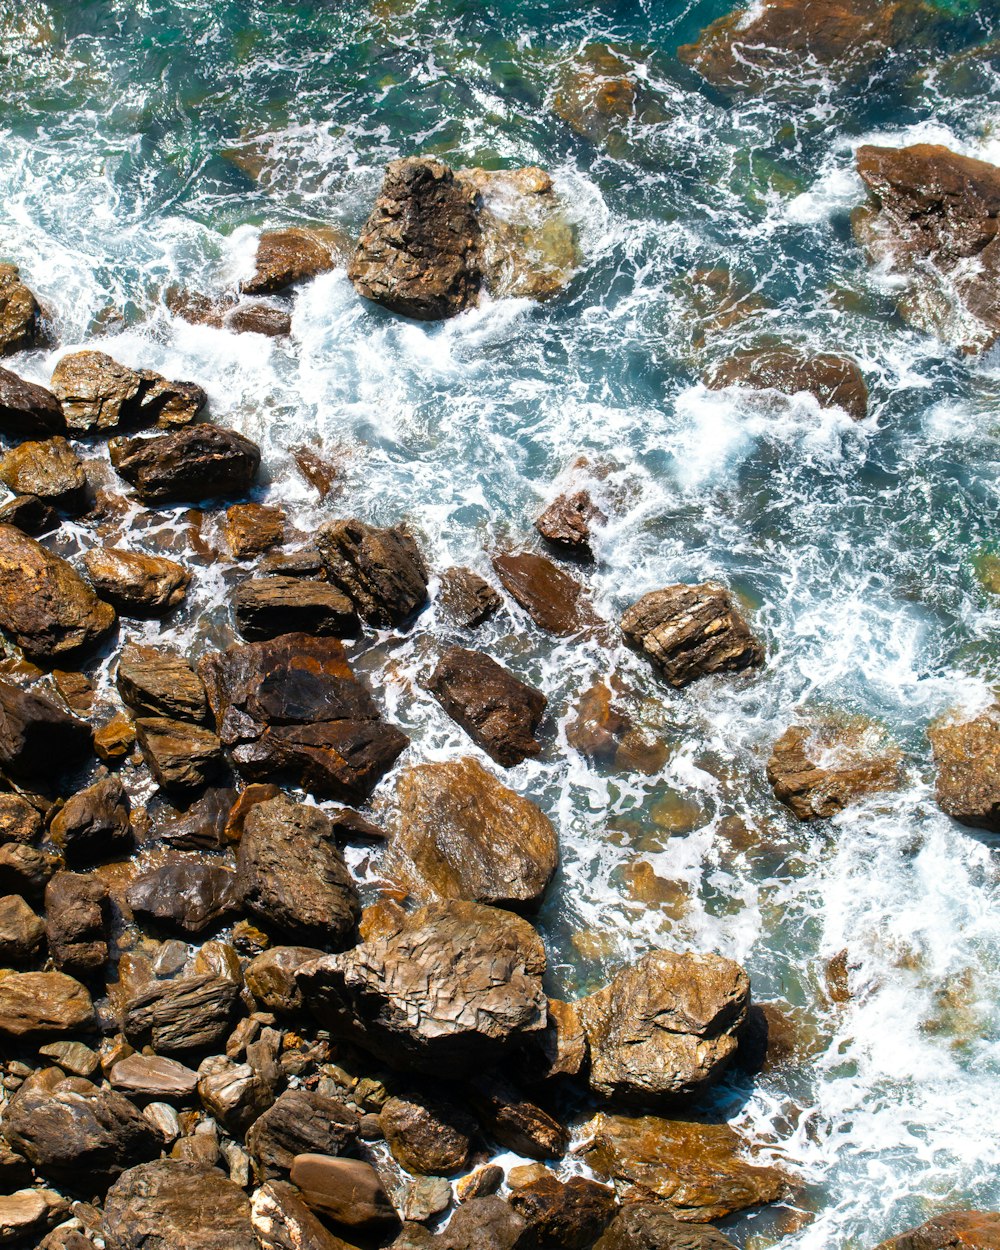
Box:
[0,970,94,1037]
[929,709,1000,830]
[767,720,901,820]
[875,1210,1000,1250]
[242,227,345,296]
[0,437,86,508]
[225,502,286,559]
[82,547,190,615]
[0,265,44,356]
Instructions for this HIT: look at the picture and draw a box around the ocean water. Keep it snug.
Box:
[3,0,1000,1245]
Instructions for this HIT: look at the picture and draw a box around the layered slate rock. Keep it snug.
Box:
[929,709,1000,831]
[233,576,357,641]
[50,351,206,434]
[593,1203,739,1250]
[199,632,408,801]
[578,951,749,1102]
[427,647,546,767]
[0,264,45,356]
[0,525,116,660]
[0,437,87,508]
[437,566,502,628]
[767,721,902,820]
[317,519,429,628]
[246,1088,359,1181]
[0,971,94,1037]
[103,1159,259,1250]
[0,367,64,437]
[386,757,558,910]
[117,644,208,722]
[109,424,261,503]
[621,583,764,687]
[493,550,601,637]
[0,679,92,778]
[0,1189,68,1245]
[82,548,190,615]
[536,489,605,558]
[123,972,239,1052]
[0,894,45,962]
[134,717,224,792]
[875,1211,1000,1250]
[379,1092,475,1176]
[49,775,132,864]
[246,945,323,1014]
[109,1053,199,1099]
[468,1074,569,1159]
[242,227,345,295]
[236,793,360,945]
[44,873,109,974]
[297,899,548,1074]
[706,347,869,421]
[251,1181,355,1250]
[127,859,240,935]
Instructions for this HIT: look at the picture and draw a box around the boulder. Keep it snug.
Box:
[242,227,343,295]
[44,872,109,975]
[50,352,205,434]
[429,1196,526,1250]
[0,679,91,776]
[621,583,764,687]
[0,525,116,660]
[296,899,548,1074]
[317,519,429,628]
[233,576,358,641]
[290,1155,398,1231]
[929,710,1000,830]
[198,633,408,801]
[386,757,558,909]
[0,792,42,842]
[134,717,224,791]
[117,644,208,722]
[508,1174,617,1250]
[583,1113,789,1222]
[553,44,639,144]
[875,1211,1000,1250]
[0,264,44,356]
[767,721,901,820]
[0,842,62,897]
[236,793,360,945]
[0,437,87,508]
[246,1088,359,1181]
[0,894,44,962]
[349,158,481,320]
[379,1092,475,1176]
[427,648,546,767]
[49,775,132,864]
[126,859,240,935]
[246,945,324,1014]
[252,1180,358,1250]
[0,367,64,437]
[593,1204,738,1250]
[82,548,190,615]
[468,1075,568,1159]
[535,490,605,558]
[437,566,502,627]
[109,1053,199,1100]
[706,347,869,421]
[492,550,601,637]
[0,970,93,1036]
[123,972,239,1052]
[225,502,286,559]
[103,1159,258,1250]
[156,785,236,850]
[0,1189,68,1245]
[109,424,261,503]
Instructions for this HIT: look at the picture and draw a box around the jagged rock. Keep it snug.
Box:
[296,900,548,1074]
[0,525,115,660]
[0,438,86,508]
[233,576,358,641]
[127,859,240,935]
[109,424,261,503]
[117,644,208,721]
[929,709,1000,830]
[317,519,429,628]
[245,945,324,1014]
[50,352,205,434]
[290,1155,398,1231]
[379,1092,475,1176]
[110,1053,199,1099]
[706,348,869,421]
[123,973,239,1052]
[199,633,408,801]
[492,550,601,637]
[0,679,91,777]
[134,717,224,792]
[246,1088,359,1181]
[509,1174,617,1250]
[82,548,190,615]
[767,721,902,820]
[386,757,558,909]
[349,158,481,320]
[427,648,546,767]
[0,265,44,356]
[0,1188,68,1245]
[242,227,345,295]
[0,842,62,897]
[621,583,764,687]
[225,502,286,559]
[103,1159,258,1249]
[49,775,132,864]
[875,1211,1000,1250]
[0,792,42,842]
[535,490,605,558]
[0,894,44,962]
[593,1204,739,1250]
[45,872,109,975]
[0,366,64,437]
[228,304,292,337]
[196,1052,278,1135]
[469,1075,568,1159]
[430,1196,526,1250]
[437,566,502,627]
[0,492,59,535]
[0,970,93,1036]
[252,1180,357,1250]
[156,785,236,850]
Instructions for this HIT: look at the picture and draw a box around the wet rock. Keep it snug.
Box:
[0,842,62,897]
[196,1052,277,1135]
[49,775,132,864]
[156,785,236,850]
[433,1196,526,1250]
[117,643,209,722]
[0,894,44,962]
[535,489,605,558]
[0,525,116,660]
[875,1211,1000,1250]
[929,709,1000,830]
[492,550,601,637]
[246,1088,359,1181]
[508,1174,617,1249]
[0,1188,68,1245]
[706,347,869,421]
[855,143,1000,354]
[583,1113,789,1221]
[398,1176,452,1224]
[578,951,749,1103]
[109,1053,199,1100]
[199,632,408,801]
[468,1075,568,1159]
[234,576,358,641]
[427,647,546,767]
[593,1204,738,1250]
[82,548,190,615]
[246,945,324,1014]
[103,1158,258,1249]
[621,583,764,687]
[0,973,92,1039]
[0,492,59,535]
[297,899,547,1075]
[243,227,343,295]
[0,265,44,356]
[135,717,224,792]
[437,566,502,628]
[0,679,92,777]
[45,872,109,975]
[127,859,240,935]
[456,1165,504,1202]
[0,792,42,842]
[123,972,239,1052]
[553,44,638,144]
[109,424,261,504]
[317,519,429,628]
[767,721,902,820]
[293,445,341,500]
[349,158,481,320]
[228,303,293,337]
[290,1154,398,1231]
[0,437,86,509]
[379,1092,475,1176]
[252,1180,357,1250]
[387,757,558,909]
[530,996,588,1081]
[0,366,64,437]
[50,352,206,435]
[225,502,286,559]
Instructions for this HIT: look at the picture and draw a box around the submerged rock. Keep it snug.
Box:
[0,437,87,509]
[0,970,94,1037]
[242,227,347,295]
[767,720,902,820]
[706,347,869,421]
[566,679,666,774]
[51,352,206,434]
[233,575,358,641]
[553,44,640,144]
[437,566,502,628]
[0,264,45,356]
[103,1159,258,1250]
[82,548,190,615]
[317,518,429,628]
[0,367,64,437]
[875,1211,1000,1250]
[427,647,546,767]
[109,424,261,504]
[929,709,1000,831]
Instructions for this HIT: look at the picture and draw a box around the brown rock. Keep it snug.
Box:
[0,893,44,962]
[252,1180,359,1250]
[246,945,324,1014]
[0,970,94,1037]
[0,678,92,776]
[117,644,209,721]
[875,1211,1000,1250]
[317,519,429,628]
[532,997,588,1080]
[468,1075,568,1159]
[247,1088,359,1181]
[0,492,59,536]
[290,1155,398,1230]
[45,872,109,975]
[593,1204,738,1250]
[0,1189,68,1245]
[0,437,86,508]
[103,1159,258,1249]
[553,45,638,143]
[427,647,546,767]
[536,490,605,557]
[227,304,292,337]
[508,1174,617,1250]
[196,1051,278,1135]
[0,792,42,842]
[0,366,64,437]
[492,550,601,636]
[438,566,502,627]
[134,717,224,792]
[109,424,261,504]
[379,1092,475,1176]
[109,1053,199,1099]
[127,859,240,935]
[95,712,136,763]
[455,1165,504,1202]
[49,775,132,864]
[767,720,902,820]
[155,785,236,850]
[0,842,62,897]
[0,265,44,356]
[706,347,869,420]
[293,445,341,499]
[929,709,1000,830]
[431,1196,526,1249]
[234,576,358,641]
[243,228,341,295]
[50,352,206,434]
[82,548,189,615]
[123,972,239,1052]
[225,502,286,559]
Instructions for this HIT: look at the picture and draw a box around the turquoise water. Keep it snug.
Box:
[5,1,1000,1244]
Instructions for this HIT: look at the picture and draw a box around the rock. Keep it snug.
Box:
[437,566,502,628]
[246,945,324,1014]
[95,713,135,763]
[621,583,764,687]
[0,493,59,535]
[103,1159,258,1249]
[0,969,93,1036]
[0,438,86,508]
[767,721,902,820]
[45,872,109,975]
[854,143,1000,354]
[583,1113,789,1221]
[875,1211,1000,1250]
[82,548,190,615]
[0,525,116,660]
[553,44,638,144]
[126,859,240,935]
[530,997,588,1081]
[157,785,236,850]
[117,644,209,722]
[290,1155,398,1230]
[535,490,605,558]
[399,1176,452,1224]
[109,424,261,504]
[578,951,748,1103]
[427,648,546,767]
[0,894,44,962]
[123,973,239,1052]
[379,1092,475,1176]
[593,1204,738,1250]
[435,1196,526,1250]
[110,1053,199,1099]
[456,1165,504,1202]
[296,899,548,1074]
[0,678,92,777]
[199,633,408,801]
[508,1175,617,1250]
[50,352,206,435]
[387,757,558,909]
[246,1088,359,1181]
[252,1180,358,1250]
[196,1053,277,1135]
[0,366,64,437]
[0,792,42,842]
[349,158,481,320]
[233,576,358,641]
[929,709,1000,830]
[492,550,601,637]
[49,775,133,864]
[243,228,342,295]
[134,716,223,791]
[225,502,286,559]
[706,347,869,421]
[468,1076,568,1159]
[317,519,429,628]
[566,680,658,771]
[0,265,44,356]
[0,1189,67,1245]
[228,303,293,337]
[0,842,62,897]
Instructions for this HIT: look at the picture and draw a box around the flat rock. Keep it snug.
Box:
[0,894,45,962]
[123,972,239,1052]
[246,1088,359,1181]
[0,366,64,437]
[929,710,1000,830]
[0,437,86,508]
[110,1053,199,1099]
[44,872,108,974]
[875,1211,1000,1250]
[0,1189,68,1245]
[427,647,546,767]
[103,1159,258,1250]
[492,550,601,637]
[242,227,344,295]
[234,576,358,641]
[0,970,94,1037]
[127,859,240,934]
[0,264,44,356]
[380,1092,475,1176]
[135,717,224,791]
[0,679,91,776]
[109,424,261,503]
[290,1154,398,1230]
[706,347,869,421]
[49,775,132,864]
[437,566,502,627]
[117,644,209,721]
[593,1204,738,1250]
[767,721,902,820]
[82,548,190,615]
[317,519,429,628]
[252,1180,359,1250]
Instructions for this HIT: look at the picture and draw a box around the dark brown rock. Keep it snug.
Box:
[875,1211,1000,1250]
[0,894,44,962]
[593,1204,738,1250]
[127,858,240,935]
[290,1154,398,1231]
[317,519,429,628]
[493,550,601,637]
[0,265,44,356]
[156,785,236,850]
[49,775,132,864]
[123,973,239,1052]
[246,945,324,1014]
[706,347,869,420]
[427,647,546,767]
[234,576,358,641]
[0,437,87,508]
[929,710,1000,830]
[0,842,62,898]
[469,1076,568,1160]
[109,424,261,504]
[767,721,902,820]
[225,502,286,559]
[0,492,59,536]
[103,1159,258,1249]
[0,971,93,1037]
[0,367,64,437]
[535,490,605,558]
[434,1196,526,1250]
[82,548,190,615]
[0,678,92,777]
[246,1088,359,1181]
[44,872,109,975]
[243,228,343,295]
[196,1051,278,1135]
[134,717,224,792]
[380,1092,475,1176]
[117,644,208,722]
[228,304,293,337]
[509,1174,617,1250]
[438,566,502,627]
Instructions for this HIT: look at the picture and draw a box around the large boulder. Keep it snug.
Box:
[296,899,548,1074]
[246,1088,359,1181]
[492,551,601,637]
[929,709,1000,830]
[0,437,87,508]
[706,347,869,421]
[49,775,132,864]
[593,1204,738,1250]
[427,648,546,767]
[103,1159,258,1250]
[0,525,116,660]
[109,424,261,503]
[123,972,239,1053]
[0,265,44,356]
[44,872,109,974]
[577,951,749,1102]
[317,519,429,628]
[0,679,91,777]
[233,576,357,641]
[50,352,206,434]
[386,757,558,909]
[242,227,345,295]
[767,721,901,820]
[0,971,94,1037]
[621,583,764,687]
[0,367,65,438]
[126,859,240,935]
[199,633,408,801]
[875,1211,1000,1250]
[82,548,190,615]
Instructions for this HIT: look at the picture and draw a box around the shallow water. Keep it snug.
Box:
[4,0,1000,1244]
